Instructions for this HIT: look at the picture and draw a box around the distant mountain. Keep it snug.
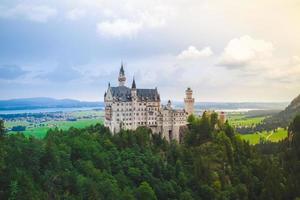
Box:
[0,97,288,111]
[262,94,300,129]
[0,97,103,110]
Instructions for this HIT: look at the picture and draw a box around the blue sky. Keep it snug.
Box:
[0,0,299,102]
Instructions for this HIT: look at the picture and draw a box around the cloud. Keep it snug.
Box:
[96,2,173,38]
[97,19,142,38]
[66,8,86,20]
[264,56,300,83]
[0,4,57,23]
[0,65,28,80]
[177,46,213,60]
[218,35,274,68]
[38,66,81,82]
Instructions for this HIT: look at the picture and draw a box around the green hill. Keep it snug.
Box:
[262,94,300,129]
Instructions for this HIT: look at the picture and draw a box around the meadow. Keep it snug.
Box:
[225,113,287,144]
[6,119,103,139]
[227,113,266,127]
[5,110,103,139]
[239,128,288,145]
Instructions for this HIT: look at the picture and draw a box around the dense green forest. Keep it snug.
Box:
[0,113,299,200]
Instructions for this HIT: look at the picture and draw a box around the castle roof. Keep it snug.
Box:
[119,64,125,76]
[132,78,136,89]
[110,86,160,102]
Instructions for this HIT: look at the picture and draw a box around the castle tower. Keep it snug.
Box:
[131,77,137,100]
[167,100,172,108]
[118,63,126,86]
[184,87,195,116]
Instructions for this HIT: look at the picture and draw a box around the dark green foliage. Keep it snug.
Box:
[0,120,5,137]
[11,126,26,132]
[135,181,157,200]
[0,115,299,199]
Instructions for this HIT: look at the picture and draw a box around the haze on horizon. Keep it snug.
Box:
[0,0,299,102]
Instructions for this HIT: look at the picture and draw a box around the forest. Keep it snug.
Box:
[0,113,299,200]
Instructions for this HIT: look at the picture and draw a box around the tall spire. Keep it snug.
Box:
[131,77,136,89]
[118,62,126,86]
[120,62,125,76]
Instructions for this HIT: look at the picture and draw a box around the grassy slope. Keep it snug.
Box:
[228,113,287,145]
[5,110,104,139]
[228,113,265,127]
[6,119,103,139]
[239,128,287,145]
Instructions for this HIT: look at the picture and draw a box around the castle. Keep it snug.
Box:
[104,64,195,141]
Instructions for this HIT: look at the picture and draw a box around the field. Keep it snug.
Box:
[4,110,103,139]
[239,128,288,145]
[227,112,288,145]
[6,119,103,139]
[227,113,266,127]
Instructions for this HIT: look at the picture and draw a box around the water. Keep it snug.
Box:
[0,107,104,115]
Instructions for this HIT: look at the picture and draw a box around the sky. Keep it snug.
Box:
[0,0,299,102]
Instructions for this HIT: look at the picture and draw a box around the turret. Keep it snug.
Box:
[184,87,195,116]
[104,82,112,102]
[131,77,137,100]
[118,63,126,86]
[167,100,172,108]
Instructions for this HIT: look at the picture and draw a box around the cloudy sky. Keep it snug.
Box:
[0,0,299,102]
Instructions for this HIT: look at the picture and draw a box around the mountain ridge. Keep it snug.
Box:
[0,97,103,110]
[262,94,300,129]
[0,97,288,111]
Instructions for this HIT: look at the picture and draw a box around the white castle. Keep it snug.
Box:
[104,64,195,141]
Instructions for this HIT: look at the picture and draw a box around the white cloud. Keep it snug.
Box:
[66,8,86,20]
[217,36,300,88]
[0,4,57,23]
[96,2,174,38]
[177,46,213,60]
[264,56,300,83]
[219,35,274,68]
[97,19,142,37]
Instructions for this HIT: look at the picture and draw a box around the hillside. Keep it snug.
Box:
[262,94,300,129]
[0,97,103,110]
[0,114,300,199]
